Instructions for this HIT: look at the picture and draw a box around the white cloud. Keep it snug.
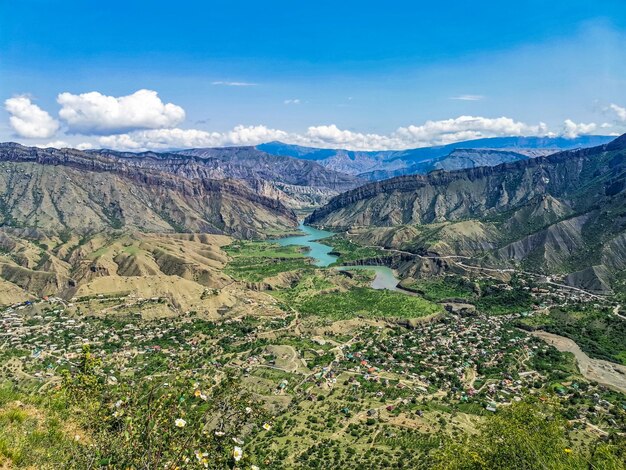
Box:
[303,125,394,149]
[223,125,288,146]
[57,89,185,134]
[561,119,597,139]
[4,96,60,139]
[609,103,626,121]
[392,116,549,147]
[2,89,611,151]
[35,140,69,149]
[211,81,257,87]
[300,117,549,150]
[450,95,485,101]
[97,125,288,151]
[92,116,567,152]
[33,140,92,150]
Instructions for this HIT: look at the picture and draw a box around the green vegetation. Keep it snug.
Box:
[433,400,626,469]
[1,347,270,469]
[474,279,534,315]
[224,240,314,281]
[400,275,476,302]
[284,286,442,320]
[519,306,626,365]
[400,275,534,315]
[0,388,79,468]
[321,235,386,264]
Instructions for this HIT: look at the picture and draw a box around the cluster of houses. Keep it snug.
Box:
[1,293,623,435]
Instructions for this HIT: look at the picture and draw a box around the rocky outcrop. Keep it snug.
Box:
[173,146,364,208]
[432,148,553,172]
[307,141,622,228]
[565,266,613,294]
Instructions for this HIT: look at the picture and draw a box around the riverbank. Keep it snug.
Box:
[273,224,405,292]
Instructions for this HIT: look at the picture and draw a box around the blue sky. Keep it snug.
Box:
[1,0,626,150]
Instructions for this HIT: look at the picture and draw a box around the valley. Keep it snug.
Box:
[0,138,625,469]
[4,3,626,467]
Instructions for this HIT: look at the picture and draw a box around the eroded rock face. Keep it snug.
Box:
[0,143,298,238]
[173,146,364,208]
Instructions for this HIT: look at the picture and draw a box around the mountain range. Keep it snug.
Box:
[306,134,626,292]
[258,135,613,180]
[0,143,298,238]
[173,146,363,208]
[2,134,625,298]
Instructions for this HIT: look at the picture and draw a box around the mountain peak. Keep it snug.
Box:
[606,133,626,151]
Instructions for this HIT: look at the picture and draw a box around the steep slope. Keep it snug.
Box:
[259,136,613,179]
[307,134,626,289]
[0,143,298,238]
[173,146,364,208]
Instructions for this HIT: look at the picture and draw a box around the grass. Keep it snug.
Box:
[0,383,79,468]
[224,240,315,281]
[122,245,140,255]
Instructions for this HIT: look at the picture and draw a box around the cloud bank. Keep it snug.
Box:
[3,89,622,151]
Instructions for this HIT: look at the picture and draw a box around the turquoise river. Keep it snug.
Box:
[274,223,400,291]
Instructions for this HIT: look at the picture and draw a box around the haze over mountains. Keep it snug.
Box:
[259,135,613,180]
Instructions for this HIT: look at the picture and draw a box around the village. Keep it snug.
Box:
[1,285,624,449]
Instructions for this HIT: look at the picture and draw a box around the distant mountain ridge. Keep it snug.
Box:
[258,135,614,180]
[174,146,364,208]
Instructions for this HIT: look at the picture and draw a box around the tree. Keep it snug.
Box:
[432,400,616,470]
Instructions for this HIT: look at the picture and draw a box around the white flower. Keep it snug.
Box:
[262,423,272,431]
[215,431,225,436]
[232,437,244,445]
[114,400,123,408]
[175,418,186,428]
[233,446,243,462]
[245,406,253,414]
